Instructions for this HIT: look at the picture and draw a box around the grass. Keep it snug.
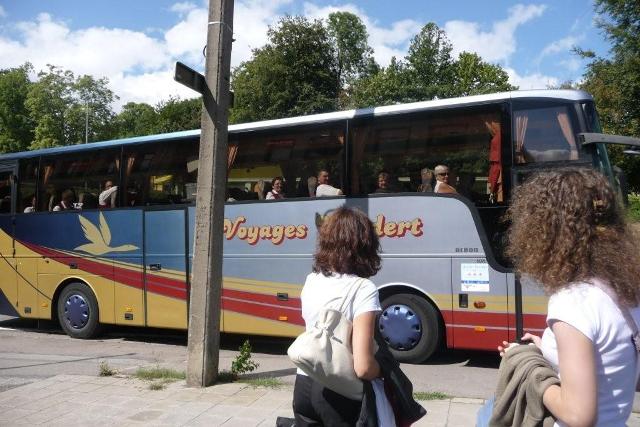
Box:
[148,381,166,391]
[237,377,285,389]
[134,366,186,382]
[98,361,116,377]
[413,391,450,401]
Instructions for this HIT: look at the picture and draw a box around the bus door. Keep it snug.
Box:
[0,163,18,316]
[451,258,509,350]
[143,208,188,329]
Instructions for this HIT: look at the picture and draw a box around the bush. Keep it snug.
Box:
[231,340,259,376]
[627,193,640,222]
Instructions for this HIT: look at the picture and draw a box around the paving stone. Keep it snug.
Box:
[447,401,483,427]
[185,412,232,426]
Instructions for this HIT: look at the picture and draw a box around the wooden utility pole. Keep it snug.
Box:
[186,0,234,387]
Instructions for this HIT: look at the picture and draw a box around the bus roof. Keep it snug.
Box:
[0,89,593,161]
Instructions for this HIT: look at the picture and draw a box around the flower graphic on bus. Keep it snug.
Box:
[74,213,139,255]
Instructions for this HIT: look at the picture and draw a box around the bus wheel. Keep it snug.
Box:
[378,294,440,363]
[57,282,101,339]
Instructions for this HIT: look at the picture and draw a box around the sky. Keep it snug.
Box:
[0,0,611,110]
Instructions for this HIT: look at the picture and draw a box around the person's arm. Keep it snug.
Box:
[542,321,597,427]
[352,311,380,380]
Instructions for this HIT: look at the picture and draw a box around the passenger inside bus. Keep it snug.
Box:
[374,171,394,193]
[23,197,36,213]
[266,176,285,199]
[433,165,457,194]
[99,180,118,208]
[315,169,343,197]
[52,189,77,211]
[417,168,434,192]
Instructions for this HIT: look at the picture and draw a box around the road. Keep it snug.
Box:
[0,314,501,399]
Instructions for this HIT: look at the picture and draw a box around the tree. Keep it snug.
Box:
[451,52,516,96]
[0,63,34,153]
[155,96,201,133]
[112,102,159,138]
[326,12,378,93]
[25,65,75,149]
[579,0,640,189]
[350,57,414,108]
[25,65,117,149]
[230,16,339,123]
[68,75,118,143]
[405,23,456,100]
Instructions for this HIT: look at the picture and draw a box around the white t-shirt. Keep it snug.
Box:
[298,272,381,376]
[315,184,342,197]
[540,281,640,426]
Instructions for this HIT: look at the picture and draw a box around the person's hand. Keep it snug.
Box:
[497,341,518,357]
[520,333,542,349]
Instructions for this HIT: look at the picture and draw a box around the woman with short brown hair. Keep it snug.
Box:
[502,168,640,426]
[293,206,382,426]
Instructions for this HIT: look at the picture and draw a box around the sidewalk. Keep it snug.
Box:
[0,374,638,426]
[0,374,480,426]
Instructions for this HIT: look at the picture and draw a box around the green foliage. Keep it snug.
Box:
[413,391,450,400]
[350,23,516,108]
[155,96,201,133]
[231,340,259,376]
[134,366,186,381]
[230,16,339,123]
[627,193,640,222]
[327,11,377,100]
[23,65,117,149]
[98,361,116,377]
[451,52,516,96]
[112,102,159,138]
[238,377,284,389]
[580,0,640,190]
[0,64,34,153]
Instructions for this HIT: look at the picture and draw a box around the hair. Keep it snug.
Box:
[313,206,381,278]
[271,176,283,186]
[434,165,448,175]
[378,171,390,180]
[61,189,75,202]
[506,167,640,305]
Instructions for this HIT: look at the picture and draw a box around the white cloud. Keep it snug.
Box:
[505,67,559,90]
[445,4,546,64]
[170,2,198,16]
[538,35,581,59]
[0,6,6,18]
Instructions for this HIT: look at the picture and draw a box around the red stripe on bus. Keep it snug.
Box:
[222,288,301,309]
[447,326,508,351]
[18,241,188,300]
[222,298,305,326]
[441,310,547,329]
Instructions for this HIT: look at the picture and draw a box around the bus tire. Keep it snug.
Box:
[378,293,441,363]
[57,282,101,339]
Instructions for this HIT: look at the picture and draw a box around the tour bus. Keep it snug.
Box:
[0,90,632,363]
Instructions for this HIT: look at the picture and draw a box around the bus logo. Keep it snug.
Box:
[74,213,139,255]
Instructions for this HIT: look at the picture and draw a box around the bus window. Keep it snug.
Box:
[18,159,38,213]
[40,149,120,211]
[513,104,583,164]
[350,107,506,205]
[228,124,345,200]
[123,138,199,206]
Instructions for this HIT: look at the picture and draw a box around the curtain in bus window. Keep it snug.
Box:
[350,127,371,194]
[227,144,238,171]
[557,112,578,160]
[515,113,528,164]
[486,120,502,202]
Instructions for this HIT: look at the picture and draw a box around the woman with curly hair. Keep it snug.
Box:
[293,206,382,426]
[502,168,640,426]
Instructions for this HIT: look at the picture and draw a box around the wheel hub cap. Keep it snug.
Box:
[378,303,422,351]
[64,294,89,329]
